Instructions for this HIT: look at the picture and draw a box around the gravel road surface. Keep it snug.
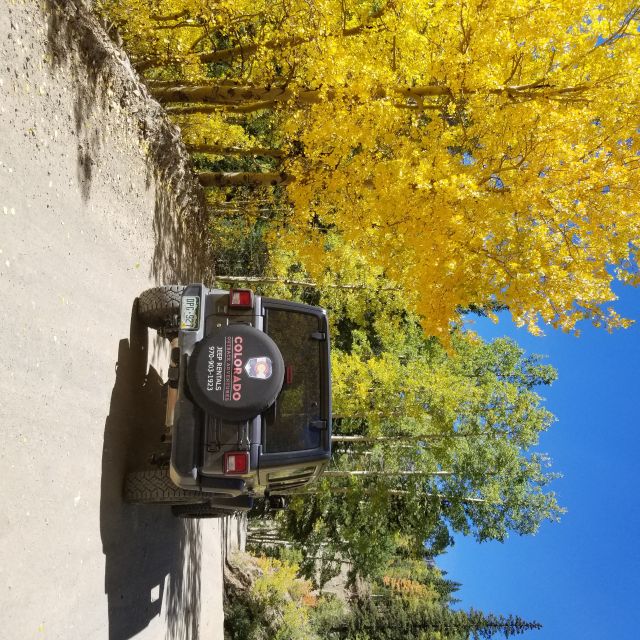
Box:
[0,2,231,639]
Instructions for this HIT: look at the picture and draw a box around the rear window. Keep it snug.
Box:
[263,309,322,453]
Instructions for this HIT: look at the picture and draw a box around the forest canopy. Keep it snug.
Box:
[100,0,640,337]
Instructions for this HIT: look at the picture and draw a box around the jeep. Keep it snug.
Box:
[124,284,332,518]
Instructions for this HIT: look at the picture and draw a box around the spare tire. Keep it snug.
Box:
[187,323,285,421]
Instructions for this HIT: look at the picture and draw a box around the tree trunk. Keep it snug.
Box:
[198,2,392,64]
[297,487,488,504]
[150,9,190,21]
[137,2,393,70]
[199,36,309,64]
[150,80,450,107]
[187,144,284,158]
[166,101,276,115]
[198,171,294,188]
[154,80,593,111]
[330,433,480,443]
[323,470,453,478]
[154,83,327,109]
[152,83,295,105]
[213,275,401,290]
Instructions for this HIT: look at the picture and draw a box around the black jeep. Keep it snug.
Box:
[124,284,331,518]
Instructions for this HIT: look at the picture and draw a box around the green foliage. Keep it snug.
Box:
[277,546,305,567]
[225,556,319,640]
[310,595,349,639]
[279,326,561,583]
[209,207,270,277]
[225,550,542,640]
[343,593,542,640]
[383,558,461,608]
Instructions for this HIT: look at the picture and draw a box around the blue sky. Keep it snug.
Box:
[438,284,640,639]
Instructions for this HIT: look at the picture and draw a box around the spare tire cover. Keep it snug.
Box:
[187,323,285,421]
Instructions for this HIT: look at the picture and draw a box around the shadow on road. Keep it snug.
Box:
[43,0,109,202]
[42,0,213,286]
[35,4,214,636]
[148,169,212,286]
[100,304,202,640]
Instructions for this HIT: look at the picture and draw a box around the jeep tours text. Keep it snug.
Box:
[124,284,332,518]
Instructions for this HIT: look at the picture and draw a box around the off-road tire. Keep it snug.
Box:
[123,468,204,505]
[171,504,236,519]
[137,285,184,337]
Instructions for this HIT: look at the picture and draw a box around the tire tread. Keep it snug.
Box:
[137,285,184,333]
[171,503,236,519]
[124,468,203,504]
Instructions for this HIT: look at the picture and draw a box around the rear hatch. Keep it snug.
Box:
[260,300,331,462]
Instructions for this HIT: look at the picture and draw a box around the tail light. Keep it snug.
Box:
[229,289,254,309]
[224,451,249,474]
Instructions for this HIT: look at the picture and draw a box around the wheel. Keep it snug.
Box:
[171,503,235,519]
[123,468,203,504]
[137,285,184,337]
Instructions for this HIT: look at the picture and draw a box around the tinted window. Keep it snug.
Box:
[264,309,322,452]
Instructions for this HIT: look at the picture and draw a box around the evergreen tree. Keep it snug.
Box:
[341,595,542,640]
[280,325,561,582]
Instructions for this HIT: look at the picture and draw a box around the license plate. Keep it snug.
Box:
[180,295,200,329]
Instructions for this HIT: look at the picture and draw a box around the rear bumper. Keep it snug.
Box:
[169,462,248,496]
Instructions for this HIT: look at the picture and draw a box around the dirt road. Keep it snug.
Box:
[0,2,232,638]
